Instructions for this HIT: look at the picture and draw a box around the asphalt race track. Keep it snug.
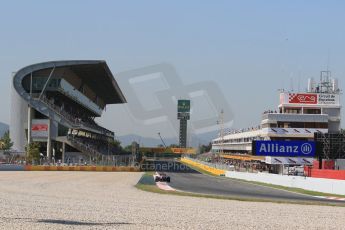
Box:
[167,170,345,205]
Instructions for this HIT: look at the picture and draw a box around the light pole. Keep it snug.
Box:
[216,109,224,163]
[107,141,110,166]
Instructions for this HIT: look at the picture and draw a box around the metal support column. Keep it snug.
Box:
[62,142,65,164]
[38,66,56,101]
[27,72,33,145]
[47,119,51,162]
[27,106,32,145]
[179,119,187,148]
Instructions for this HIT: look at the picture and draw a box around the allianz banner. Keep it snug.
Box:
[252,141,316,157]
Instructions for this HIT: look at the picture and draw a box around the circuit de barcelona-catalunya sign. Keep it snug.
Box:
[252,141,316,157]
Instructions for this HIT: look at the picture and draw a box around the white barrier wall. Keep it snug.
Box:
[225,171,345,196]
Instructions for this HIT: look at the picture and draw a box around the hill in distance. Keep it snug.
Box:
[117,131,216,148]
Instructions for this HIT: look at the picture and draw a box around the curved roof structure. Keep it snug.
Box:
[11,60,127,155]
[13,60,126,105]
[12,60,127,135]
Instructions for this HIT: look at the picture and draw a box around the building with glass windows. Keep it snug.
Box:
[10,60,126,163]
[212,72,341,156]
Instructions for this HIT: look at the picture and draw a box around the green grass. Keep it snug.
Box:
[135,172,345,207]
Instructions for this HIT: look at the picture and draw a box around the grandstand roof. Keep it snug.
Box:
[68,61,126,104]
[16,60,126,104]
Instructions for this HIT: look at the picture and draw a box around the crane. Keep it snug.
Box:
[157,132,167,148]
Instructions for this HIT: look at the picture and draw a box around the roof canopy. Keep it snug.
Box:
[68,61,126,104]
[18,60,126,105]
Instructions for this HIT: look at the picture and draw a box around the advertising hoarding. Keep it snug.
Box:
[264,156,313,165]
[253,140,316,157]
[170,148,196,154]
[318,94,339,105]
[289,93,317,104]
[177,112,190,120]
[280,92,340,106]
[177,100,190,113]
[31,119,49,138]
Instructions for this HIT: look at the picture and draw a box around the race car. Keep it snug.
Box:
[153,172,171,183]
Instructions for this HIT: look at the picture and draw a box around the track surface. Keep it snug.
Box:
[167,171,345,205]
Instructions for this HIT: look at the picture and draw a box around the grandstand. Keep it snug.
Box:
[10,60,127,164]
[212,74,341,154]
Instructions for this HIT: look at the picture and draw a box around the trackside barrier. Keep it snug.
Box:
[24,165,140,172]
[309,169,345,180]
[180,158,345,195]
[0,164,25,171]
[180,158,226,176]
[225,170,345,196]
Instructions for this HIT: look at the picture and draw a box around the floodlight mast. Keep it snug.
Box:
[219,109,224,155]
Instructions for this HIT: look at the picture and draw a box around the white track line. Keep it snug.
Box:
[156,182,176,191]
[313,196,345,201]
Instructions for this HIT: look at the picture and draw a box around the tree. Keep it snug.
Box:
[26,142,40,163]
[198,142,212,154]
[124,145,132,153]
[109,139,121,148]
[108,139,132,154]
[0,131,13,152]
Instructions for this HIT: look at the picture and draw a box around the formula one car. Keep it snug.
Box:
[153,172,171,183]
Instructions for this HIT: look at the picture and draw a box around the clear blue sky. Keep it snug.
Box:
[1,1,344,138]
